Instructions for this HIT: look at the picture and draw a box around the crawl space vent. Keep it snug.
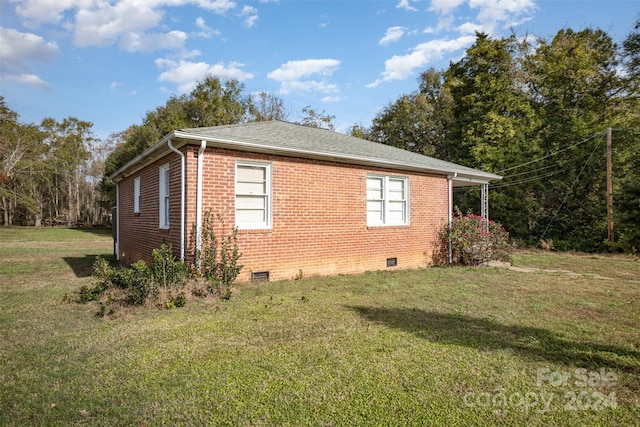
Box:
[386,257,398,267]
[251,271,270,282]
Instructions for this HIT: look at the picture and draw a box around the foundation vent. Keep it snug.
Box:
[251,271,270,282]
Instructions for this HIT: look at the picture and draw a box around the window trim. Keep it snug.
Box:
[159,163,170,229]
[366,174,409,226]
[133,176,140,214]
[235,161,272,229]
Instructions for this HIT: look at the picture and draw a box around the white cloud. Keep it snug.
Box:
[195,17,221,38]
[239,5,258,27]
[110,81,123,91]
[0,27,58,71]
[14,0,78,25]
[368,35,475,87]
[268,59,341,95]
[457,21,486,35]
[397,0,418,12]
[380,26,408,45]
[197,0,237,14]
[73,2,163,47]
[469,0,536,24]
[156,58,254,93]
[14,0,238,51]
[120,30,188,52]
[0,27,57,88]
[322,95,341,102]
[268,59,340,81]
[429,0,466,14]
[371,0,537,86]
[7,73,52,89]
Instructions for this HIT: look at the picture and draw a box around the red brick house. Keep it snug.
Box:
[110,121,500,281]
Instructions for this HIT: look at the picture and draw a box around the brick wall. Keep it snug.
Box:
[117,144,449,281]
[117,153,183,266]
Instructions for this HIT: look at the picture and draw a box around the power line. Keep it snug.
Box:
[500,162,560,180]
[494,131,604,174]
[490,168,569,189]
[539,133,605,240]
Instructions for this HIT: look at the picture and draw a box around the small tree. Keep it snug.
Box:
[191,210,243,299]
[151,243,188,290]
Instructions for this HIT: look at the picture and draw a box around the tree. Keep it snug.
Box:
[622,17,640,89]
[445,33,542,240]
[614,19,640,251]
[104,76,253,178]
[250,91,289,122]
[41,117,95,225]
[525,28,622,250]
[0,98,46,226]
[296,105,335,130]
[370,69,454,158]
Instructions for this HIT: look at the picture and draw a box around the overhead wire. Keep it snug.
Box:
[539,133,605,239]
[484,130,605,189]
[493,131,605,174]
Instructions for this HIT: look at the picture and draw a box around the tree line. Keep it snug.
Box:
[1,21,638,252]
[355,25,639,252]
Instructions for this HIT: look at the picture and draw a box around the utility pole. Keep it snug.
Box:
[606,127,614,246]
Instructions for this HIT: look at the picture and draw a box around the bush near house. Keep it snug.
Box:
[446,209,513,266]
[78,244,190,312]
[189,210,243,300]
[77,212,243,315]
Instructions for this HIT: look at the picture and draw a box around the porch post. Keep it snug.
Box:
[481,183,489,231]
[447,174,456,264]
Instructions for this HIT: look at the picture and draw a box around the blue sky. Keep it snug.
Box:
[1,0,638,140]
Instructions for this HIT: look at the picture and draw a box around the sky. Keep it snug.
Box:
[1,0,639,141]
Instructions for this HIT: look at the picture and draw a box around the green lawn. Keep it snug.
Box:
[1,227,638,426]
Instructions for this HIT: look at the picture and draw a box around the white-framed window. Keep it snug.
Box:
[133,176,140,214]
[159,164,170,228]
[366,174,409,226]
[235,161,271,229]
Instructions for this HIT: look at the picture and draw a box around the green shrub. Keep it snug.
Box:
[77,283,107,303]
[92,256,113,283]
[166,291,186,309]
[151,243,189,290]
[446,209,513,266]
[190,210,243,299]
[127,261,154,305]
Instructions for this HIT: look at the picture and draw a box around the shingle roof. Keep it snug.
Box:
[177,121,500,182]
[111,120,501,183]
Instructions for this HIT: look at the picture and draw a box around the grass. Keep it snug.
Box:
[1,228,639,426]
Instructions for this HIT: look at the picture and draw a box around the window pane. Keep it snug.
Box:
[388,179,405,200]
[367,200,383,212]
[367,189,383,200]
[367,177,382,190]
[159,165,170,228]
[388,201,405,222]
[237,165,265,182]
[134,177,140,213]
[236,209,265,224]
[367,210,383,223]
[162,168,170,196]
[388,179,404,191]
[237,181,265,194]
[236,195,265,209]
